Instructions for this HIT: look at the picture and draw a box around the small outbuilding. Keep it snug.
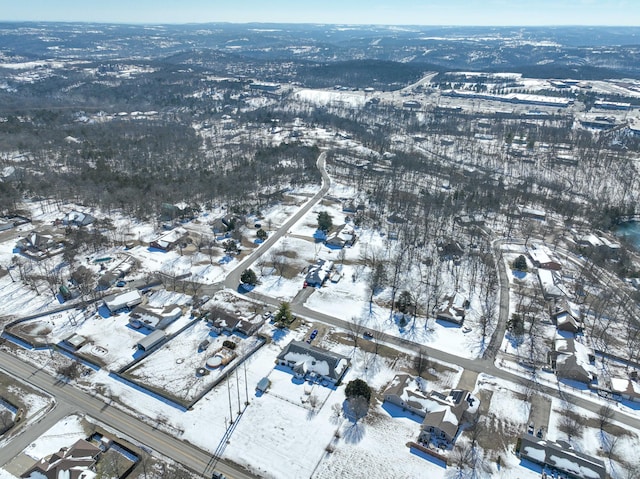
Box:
[136,330,166,352]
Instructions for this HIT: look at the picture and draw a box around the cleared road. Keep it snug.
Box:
[0,351,256,479]
[224,151,330,290]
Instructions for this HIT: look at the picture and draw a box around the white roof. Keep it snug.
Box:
[104,290,142,312]
[283,351,330,377]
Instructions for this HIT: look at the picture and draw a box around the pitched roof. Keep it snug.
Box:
[277,340,349,381]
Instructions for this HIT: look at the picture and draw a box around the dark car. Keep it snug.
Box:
[310,329,318,339]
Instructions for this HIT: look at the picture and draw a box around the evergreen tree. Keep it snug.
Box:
[240,268,257,286]
[317,211,333,233]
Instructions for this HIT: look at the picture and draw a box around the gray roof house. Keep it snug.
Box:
[383,374,431,417]
[518,434,607,479]
[21,438,101,479]
[551,337,596,384]
[103,289,143,314]
[276,340,350,384]
[129,304,182,330]
[418,389,480,444]
[305,259,333,287]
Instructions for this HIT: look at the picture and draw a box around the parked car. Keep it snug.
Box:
[310,329,318,339]
[363,331,373,339]
[212,472,227,479]
[462,326,472,333]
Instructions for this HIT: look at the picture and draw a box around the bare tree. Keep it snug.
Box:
[414,347,430,378]
[597,404,615,432]
[347,316,366,349]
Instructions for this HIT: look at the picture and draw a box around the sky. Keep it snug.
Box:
[1,0,639,26]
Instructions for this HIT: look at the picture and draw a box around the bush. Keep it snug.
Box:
[513,254,528,271]
[223,340,236,350]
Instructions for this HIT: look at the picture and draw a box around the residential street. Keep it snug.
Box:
[0,351,257,479]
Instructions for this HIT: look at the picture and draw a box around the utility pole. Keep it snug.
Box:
[243,361,249,406]
[226,372,233,425]
[235,368,241,415]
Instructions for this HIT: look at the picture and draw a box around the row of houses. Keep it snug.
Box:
[383,374,480,445]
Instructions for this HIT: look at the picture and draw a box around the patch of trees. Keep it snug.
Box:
[297,60,427,90]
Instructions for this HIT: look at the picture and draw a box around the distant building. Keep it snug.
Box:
[149,228,187,251]
[63,211,95,227]
[551,300,582,334]
[538,269,563,299]
[528,246,561,270]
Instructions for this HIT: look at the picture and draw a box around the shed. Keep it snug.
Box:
[66,334,87,350]
[136,330,166,351]
[256,377,271,393]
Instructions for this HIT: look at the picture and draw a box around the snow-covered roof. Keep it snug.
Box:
[130,304,182,329]
[519,435,607,479]
[103,289,143,312]
[610,377,640,398]
[538,269,563,298]
[277,340,349,382]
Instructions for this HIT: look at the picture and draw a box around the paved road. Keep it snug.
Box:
[0,351,256,479]
[224,151,330,291]
[245,290,640,430]
[483,239,510,360]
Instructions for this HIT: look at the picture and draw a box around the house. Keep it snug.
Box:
[208,311,264,336]
[64,211,95,227]
[211,214,243,234]
[276,340,350,384]
[21,438,101,479]
[325,224,356,248]
[551,300,582,334]
[16,232,55,254]
[418,389,480,444]
[517,434,607,479]
[136,330,167,352]
[435,293,468,326]
[437,240,464,260]
[576,233,603,249]
[103,289,143,314]
[528,246,561,270]
[610,377,640,402]
[383,374,431,416]
[149,227,187,251]
[519,206,546,221]
[551,337,596,384]
[129,304,182,330]
[305,259,333,287]
[538,269,564,299]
